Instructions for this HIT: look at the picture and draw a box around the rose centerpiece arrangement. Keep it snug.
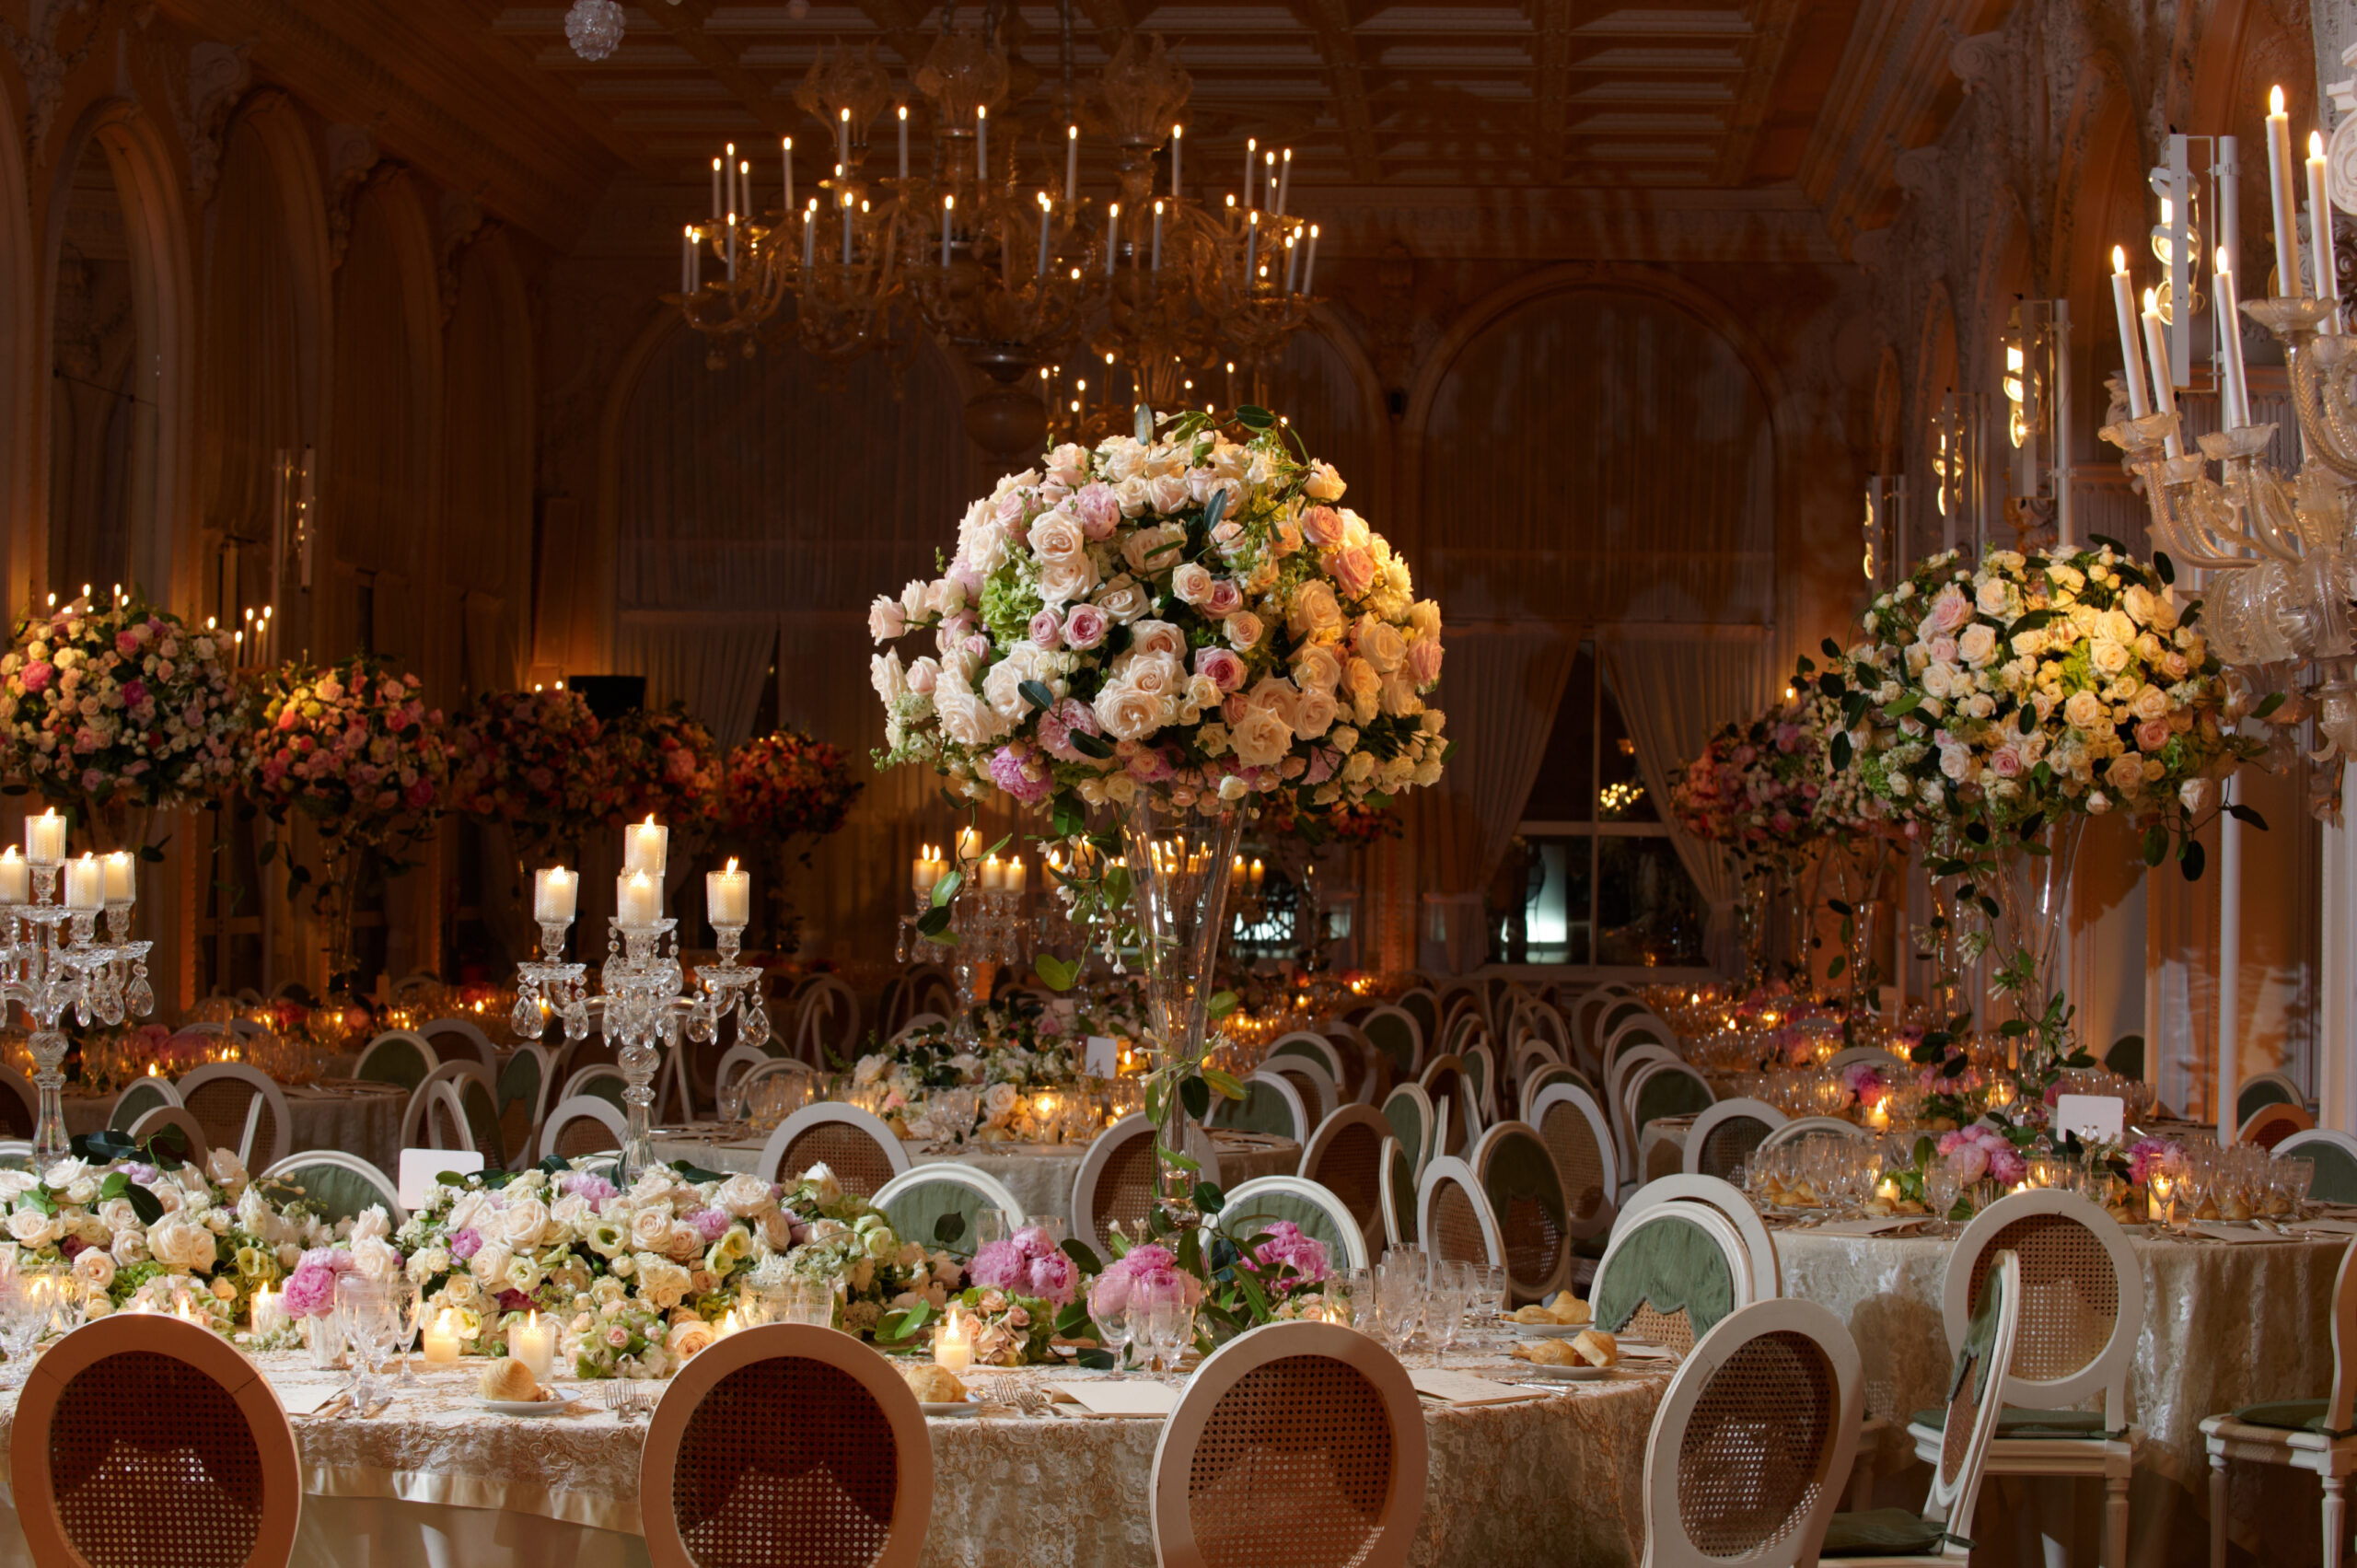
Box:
[869,408,1449,1225]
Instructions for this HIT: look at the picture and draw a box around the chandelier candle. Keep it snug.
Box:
[533,866,577,924]
[803,203,815,270]
[1152,200,1164,272]
[977,105,987,180]
[2214,247,2253,426]
[1274,147,1292,222]
[2140,288,2184,457]
[942,194,953,266]
[707,860,750,928]
[725,144,737,221]
[0,851,25,907]
[2267,87,2302,294]
[624,815,668,878]
[64,856,99,912]
[2310,131,2339,327]
[1244,136,1256,205]
[898,106,908,180]
[1066,124,1078,203]
[618,870,661,928]
[1039,195,1052,277]
[25,810,63,867]
[101,853,133,906]
[1170,123,1182,196]
[837,108,849,171]
[711,157,722,225]
[783,137,794,213]
[1304,225,1319,293]
[1107,203,1120,273]
[2109,247,2151,417]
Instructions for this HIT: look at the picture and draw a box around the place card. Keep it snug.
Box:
[1047,1381,1178,1417]
[2185,1222,2296,1244]
[1085,1036,1119,1077]
[399,1148,485,1209]
[1409,1369,1542,1406]
[2054,1094,2125,1143]
[271,1382,350,1417]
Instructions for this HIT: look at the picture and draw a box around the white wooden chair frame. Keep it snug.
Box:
[1298,1103,1394,1259]
[2276,1128,2357,1183]
[412,1080,475,1156]
[1518,1063,1594,1125]
[561,1063,629,1105]
[399,1060,497,1155]
[175,1063,294,1172]
[1071,1112,1220,1256]
[1511,1035,1563,1089]
[756,1103,911,1189]
[1315,1021,1380,1104]
[1640,1296,1862,1568]
[124,1106,210,1169]
[1908,1189,2142,1568]
[260,1150,407,1225]
[1415,1154,1506,1270]
[1527,1081,1619,1244]
[713,1041,772,1102]
[1462,1040,1498,1131]
[2240,1069,2311,1115]
[1378,1135,1414,1251]
[874,1161,1028,1229]
[420,1016,499,1071]
[14,1312,302,1568]
[1604,1042,1678,1152]
[2202,1237,2357,1568]
[354,1029,441,1085]
[642,1323,932,1568]
[1268,1030,1349,1092]
[494,1043,558,1172]
[539,1095,630,1162]
[1150,1321,1425,1568]
[1593,1201,1757,1341]
[791,974,860,1066]
[1261,1055,1339,1130]
[1219,1174,1372,1272]
[1379,1082,1436,1178]
[1209,1070,1309,1144]
[1359,1003,1425,1078]
[1757,1116,1870,1150]
[106,1075,183,1132]
[1620,1173,1779,1304]
[1469,1119,1572,1304]
[1680,1098,1789,1180]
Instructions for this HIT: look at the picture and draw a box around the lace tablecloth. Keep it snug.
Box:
[1779,1222,2347,1567]
[62,1082,410,1174]
[0,1343,1667,1567]
[647,1129,1301,1222]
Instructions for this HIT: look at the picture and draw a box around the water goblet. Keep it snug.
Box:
[1925,1164,1963,1234]
[334,1276,392,1407]
[2282,1156,2317,1217]
[1431,1261,1473,1369]
[1471,1262,1508,1347]
[1095,1297,1134,1379]
[389,1272,424,1388]
[1143,1293,1189,1373]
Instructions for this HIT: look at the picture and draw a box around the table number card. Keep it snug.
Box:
[1085,1036,1119,1077]
[400,1148,485,1209]
[2055,1094,2125,1144]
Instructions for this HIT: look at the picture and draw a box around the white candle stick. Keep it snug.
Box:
[1151,200,1163,273]
[711,157,722,225]
[1303,224,1319,293]
[725,144,737,222]
[2108,246,2150,418]
[1284,231,1298,292]
[625,816,668,878]
[2141,288,2183,457]
[837,108,850,171]
[681,226,692,294]
[1039,195,1052,277]
[976,105,988,181]
[783,136,793,214]
[511,1310,554,1381]
[2311,130,2340,327]
[2267,86,2303,295]
[1170,124,1182,197]
[1065,125,1078,203]
[1244,137,1257,206]
[26,810,64,867]
[803,202,816,270]
[726,213,737,281]
[64,854,100,912]
[0,849,27,907]
[898,106,909,180]
[943,194,954,266]
[534,867,577,923]
[2215,247,2252,427]
[842,192,852,265]
[617,870,662,928]
[706,859,750,928]
[1106,203,1120,274]
[1274,147,1292,222]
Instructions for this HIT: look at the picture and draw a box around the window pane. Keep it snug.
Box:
[1492,835,1589,966]
[1519,644,1596,822]
[1596,837,1703,967]
[1596,675,1657,821]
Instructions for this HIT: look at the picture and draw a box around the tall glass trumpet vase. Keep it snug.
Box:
[1991,815,2087,1084]
[1121,797,1247,1225]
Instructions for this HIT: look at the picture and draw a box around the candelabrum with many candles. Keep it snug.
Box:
[899,842,1038,1049]
[507,824,765,1179]
[0,812,153,1166]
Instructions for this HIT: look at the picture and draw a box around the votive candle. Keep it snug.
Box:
[707,858,750,928]
[423,1309,460,1364]
[511,1310,554,1381]
[64,854,101,911]
[533,866,577,923]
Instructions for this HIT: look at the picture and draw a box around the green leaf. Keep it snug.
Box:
[1019,679,1056,714]
[1205,990,1240,1019]
[931,868,964,907]
[916,904,953,937]
[1234,404,1274,429]
[984,831,1013,859]
[1193,1180,1225,1214]
[1061,1238,1105,1275]
[1882,692,1923,717]
[1821,637,1842,659]
[2254,691,2287,720]
[933,1211,968,1246]
[1200,1067,1247,1100]
[1072,1349,1119,1370]
[1157,1144,1202,1174]
[1070,731,1116,760]
[1827,955,1847,979]
[2142,825,2167,866]
[2154,550,2177,585]
[2018,705,2036,735]
[2181,838,2208,880]
[1910,1040,1943,1066]
[1034,954,1080,992]
[1053,1302,1098,1340]
[123,1183,163,1226]
[1830,732,1852,771]
[938,785,965,813]
[2226,803,2270,830]
[1179,1074,1212,1121]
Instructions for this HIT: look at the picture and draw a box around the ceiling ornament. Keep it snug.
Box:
[563,0,625,64]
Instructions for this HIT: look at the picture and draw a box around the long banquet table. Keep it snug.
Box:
[0,1346,1672,1568]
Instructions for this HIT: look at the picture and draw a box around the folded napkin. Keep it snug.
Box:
[271,1382,351,1416]
[2290,1220,2357,1237]
[2184,1223,2296,1245]
[1409,1369,1543,1406]
[1047,1381,1178,1417]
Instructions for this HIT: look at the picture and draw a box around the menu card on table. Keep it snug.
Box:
[1048,1381,1179,1417]
[1409,1369,1543,1406]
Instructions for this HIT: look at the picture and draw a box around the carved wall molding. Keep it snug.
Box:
[161,36,250,203]
[1,0,99,164]
[435,187,498,325]
[323,114,385,270]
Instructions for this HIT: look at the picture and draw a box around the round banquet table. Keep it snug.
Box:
[0,1344,1670,1568]
[61,1079,409,1176]
[1777,1218,2349,1568]
[646,1127,1302,1221]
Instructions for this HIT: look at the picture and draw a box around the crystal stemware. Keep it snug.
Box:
[1096,1299,1134,1379]
[389,1273,424,1388]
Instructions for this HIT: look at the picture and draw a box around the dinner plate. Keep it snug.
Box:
[1510,1363,1616,1381]
[921,1400,981,1417]
[483,1397,570,1417]
[1511,1321,1588,1339]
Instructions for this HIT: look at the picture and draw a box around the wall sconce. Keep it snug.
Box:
[2003,301,2072,546]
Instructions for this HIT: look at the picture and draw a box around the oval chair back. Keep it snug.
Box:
[1415,1156,1504,1271]
[1298,1106,1391,1259]
[354,1030,440,1091]
[1264,1056,1339,1129]
[0,1065,35,1139]
[713,1043,773,1109]
[1461,1042,1497,1130]
[1378,1136,1417,1250]
[108,1076,183,1134]
[176,1064,293,1174]
[1628,1060,1713,1135]
[1269,1031,1348,1088]
[1315,1022,1382,1105]
[124,1107,210,1171]
[496,1045,555,1171]
[420,1017,499,1073]
[1682,1098,1788,1184]
[2239,1100,2316,1150]
[1211,1072,1309,1144]
[642,1323,932,1568]
[2277,1130,2357,1204]
[1569,991,1616,1078]
[259,1153,406,1227]
[2236,1071,2305,1125]
[1527,1083,1617,1244]
[1910,1250,2028,1557]
[1218,1176,1370,1272]
[1591,1201,1753,1359]
[790,975,861,1068]
[1394,990,1439,1058]
[562,1063,631,1111]
[1470,1121,1570,1306]
[540,1096,630,1162]
[1359,1006,1422,1082]
[1377,1083,1434,1178]
[1073,1114,1174,1257]
[1150,1321,1426,1568]
[1517,1063,1592,1123]
[398,1062,497,1158]
[873,1163,1028,1255]
[1939,1190,2141,1430]
[1640,1298,1862,1568]
[14,1312,302,1568]
[1509,1037,1562,1095]
[1418,1056,1471,1158]
[756,1106,910,1197]
[1618,1173,1779,1305]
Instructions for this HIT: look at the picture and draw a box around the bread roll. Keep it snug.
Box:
[1545,1292,1592,1325]
[900,1363,969,1403]
[1512,1337,1583,1366]
[1571,1329,1619,1367]
[478,1359,540,1401]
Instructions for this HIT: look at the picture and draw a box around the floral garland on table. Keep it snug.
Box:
[602,703,724,832]
[853,992,1146,1141]
[243,656,452,865]
[393,1162,961,1374]
[447,689,612,861]
[0,596,245,842]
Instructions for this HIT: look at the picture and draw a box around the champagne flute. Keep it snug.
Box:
[389,1273,424,1388]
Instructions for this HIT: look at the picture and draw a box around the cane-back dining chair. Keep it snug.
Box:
[756,1105,910,1197]
[1591,1200,1754,1359]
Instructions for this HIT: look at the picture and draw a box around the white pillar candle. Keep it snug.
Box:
[511,1310,554,1382]
[980,854,1005,893]
[1039,195,1052,278]
[2108,247,2150,419]
[804,203,816,270]
[2141,289,2183,456]
[783,136,794,214]
[836,109,849,170]
[726,213,737,282]
[1008,857,1026,895]
[898,107,908,180]
[618,870,662,928]
[624,816,668,878]
[101,851,134,904]
[423,1309,460,1364]
[2267,87,2303,295]
[681,225,692,295]
[0,849,27,907]
[707,858,751,927]
[2311,131,2340,326]
[934,1307,972,1373]
[1274,147,1292,222]
[1284,231,1299,293]
[711,157,723,225]
[64,854,101,911]
[533,867,577,923]
[2215,248,2253,426]
[25,810,64,867]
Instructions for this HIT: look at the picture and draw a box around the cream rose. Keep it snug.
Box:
[147,1215,215,1274]
[668,1318,719,1361]
[1229,707,1294,769]
[2063,690,2106,729]
[1093,680,1166,742]
[1956,623,1999,668]
[1287,582,1343,639]
[500,1198,553,1250]
[1027,511,1086,563]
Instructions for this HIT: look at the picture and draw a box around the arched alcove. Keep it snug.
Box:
[441,236,534,698]
[0,71,35,610]
[1258,315,1387,517]
[1415,285,1776,626]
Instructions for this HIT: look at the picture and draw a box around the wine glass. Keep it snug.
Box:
[1376,1258,1425,1357]
[1925,1163,1963,1235]
[0,1269,55,1388]
[1471,1262,1508,1350]
[389,1273,424,1388]
[1431,1261,1473,1369]
[335,1276,393,1407]
[1096,1296,1135,1379]
[2282,1156,2317,1218]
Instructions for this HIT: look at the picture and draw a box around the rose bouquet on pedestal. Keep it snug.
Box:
[868,410,1448,1231]
[717,727,861,953]
[448,688,611,864]
[602,703,724,833]
[0,595,245,852]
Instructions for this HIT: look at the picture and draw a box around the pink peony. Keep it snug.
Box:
[1087,1243,1203,1319]
[18,661,52,694]
[1248,1221,1331,1285]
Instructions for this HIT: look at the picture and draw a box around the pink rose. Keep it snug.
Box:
[1924,587,1973,636]
[1327,546,1376,598]
[1063,605,1109,650]
[1988,746,2024,777]
[1205,579,1245,617]
[1074,483,1120,539]
[1193,646,1248,692]
[1301,505,1346,547]
[1028,610,1063,651]
[1405,638,1443,686]
[2136,719,2171,752]
[19,661,52,694]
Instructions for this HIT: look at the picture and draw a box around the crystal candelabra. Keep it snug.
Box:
[0,837,154,1167]
[898,855,1036,1049]
[509,846,765,1179]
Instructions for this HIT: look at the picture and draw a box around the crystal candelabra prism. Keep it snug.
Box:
[897,873,1042,1048]
[1,856,154,1167]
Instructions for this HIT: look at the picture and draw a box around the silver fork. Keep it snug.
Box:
[600,1379,638,1416]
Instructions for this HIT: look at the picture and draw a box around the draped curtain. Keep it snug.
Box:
[613,615,777,751]
[1416,624,1580,971]
[1599,635,1767,972]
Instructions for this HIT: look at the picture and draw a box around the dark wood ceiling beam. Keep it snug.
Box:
[1713,0,1805,185]
[1292,0,1379,182]
[639,0,796,140]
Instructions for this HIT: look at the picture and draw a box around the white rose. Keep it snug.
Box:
[447,1191,492,1234]
[983,1083,1019,1125]
[1229,707,1294,769]
[1956,624,1998,668]
[500,1198,552,1250]
[147,1215,215,1273]
[981,657,1033,721]
[1129,620,1187,662]
[714,1174,775,1218]
[6,1208,55,1248]
[350,1206,391,1245]
[1303,459,1346,501]
[802,1164,844,1204]
[1287,582,1343,639]
[1098,436,1147,482]
[1353,617,1406,674]
[1292,644,1341,691]
[1028,510,1086,563]
[2091,639,2132,676]
[867,595,907,642]
[1169,563,1213,605]
[1292,686,1340,738]
[935,680,1006,748]
[869,651,907,706]
[2063,690,2105,730]
[72,1249,113,1292]
[1147,471,1191,513]
[110,1229,148,1266]
[1225,612,1264,651]
[469,1240,513,1283]
[351,1237,402,1281]
[1114,475,1152,516]
[630,1208,674,1253]
[1095,577,1149,622]
[1124,652,1182,699]
[1093,680,1166,742]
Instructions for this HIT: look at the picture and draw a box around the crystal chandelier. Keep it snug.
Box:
[563,0,625,64]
